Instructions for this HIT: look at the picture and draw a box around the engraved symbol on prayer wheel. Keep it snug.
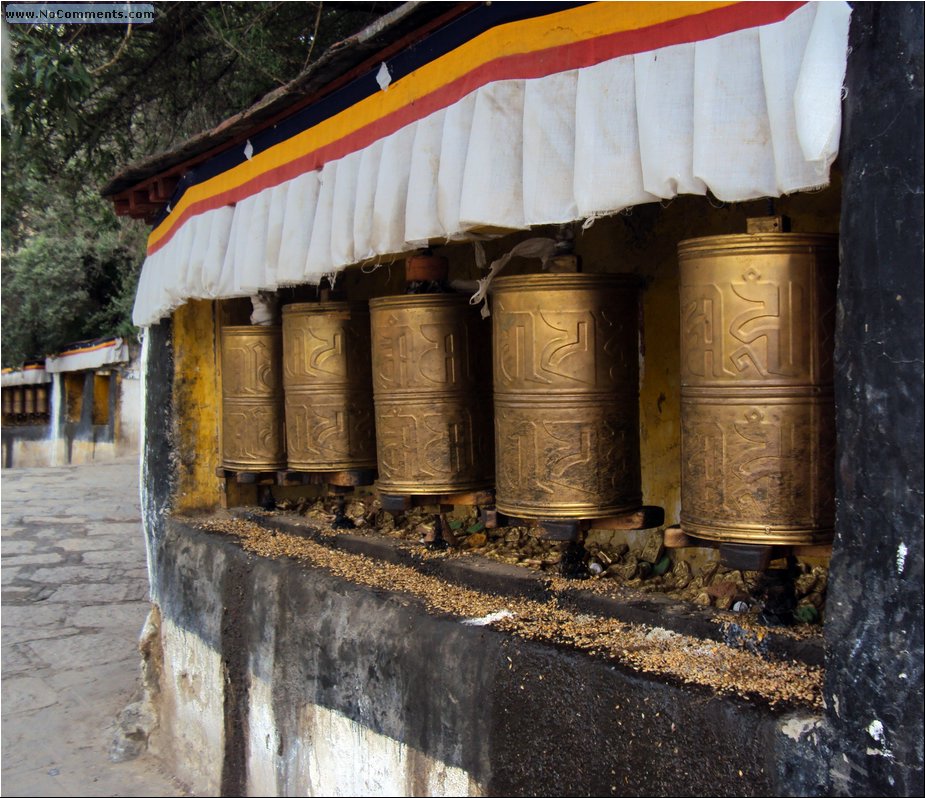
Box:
[491,274,642,519]
[369,294,493,494]
[282,302,377,471]
[678,232,837,545]
[221,326,286,471]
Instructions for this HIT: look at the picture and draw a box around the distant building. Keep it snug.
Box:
[1,337,141,468]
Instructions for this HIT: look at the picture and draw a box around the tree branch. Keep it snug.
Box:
[302,2,324,71]
[89,23,133,76]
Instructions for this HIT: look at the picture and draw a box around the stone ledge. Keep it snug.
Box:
[229,507,824,668]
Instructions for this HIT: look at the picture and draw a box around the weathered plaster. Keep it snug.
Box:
[117,364,143,455]
[152,614,226,794]
[245,677,480,798]
[140,321,176,594]
[2,429,53,469]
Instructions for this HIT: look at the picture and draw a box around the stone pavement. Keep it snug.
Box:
[1,458,189,797]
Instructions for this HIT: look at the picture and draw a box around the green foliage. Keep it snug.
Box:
[2,2,396,366]
[1,188,144,366]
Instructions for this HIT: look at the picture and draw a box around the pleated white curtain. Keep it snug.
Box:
[44,339,130,373]
[1,368,52,387]
[133,1,850,326]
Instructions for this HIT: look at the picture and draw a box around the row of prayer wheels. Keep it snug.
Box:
[220,223,836,547]
[2,385,50,418]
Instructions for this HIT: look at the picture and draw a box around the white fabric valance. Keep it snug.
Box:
[133,1,851,327]
[45,339,130,373]
[1,368,51,387]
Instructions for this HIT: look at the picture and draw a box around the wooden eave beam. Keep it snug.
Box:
[148,176,179,203]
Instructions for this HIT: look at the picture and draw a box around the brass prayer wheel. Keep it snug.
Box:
[492,273,642,519]
[221,326,286,471]
[678,231,837,545]
[12,387,24,415]
[23,386,35,414]
[36,386,49,415]
[282,302,376,471]
[3,389,12,415]
[369,293,493,494]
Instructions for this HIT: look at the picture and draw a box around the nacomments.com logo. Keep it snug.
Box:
[5,3,156,24]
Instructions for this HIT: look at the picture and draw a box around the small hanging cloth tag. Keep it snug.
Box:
[469,238,558,318]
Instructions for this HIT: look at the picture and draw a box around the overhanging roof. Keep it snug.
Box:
[1,364,51,387]
[44,337,131,373]
[107,1,852,327]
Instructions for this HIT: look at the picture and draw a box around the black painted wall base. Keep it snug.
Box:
[151,518,825,797]
[825,3,924,796]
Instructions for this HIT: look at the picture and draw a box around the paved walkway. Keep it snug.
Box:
[1,458,188,797]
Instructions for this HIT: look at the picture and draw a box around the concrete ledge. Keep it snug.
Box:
[147,516,827,796]
[232,508,825,668]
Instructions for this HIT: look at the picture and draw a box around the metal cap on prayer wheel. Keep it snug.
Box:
[221,326,286,471]
[491,273,642,519]
[282,302,376,471]
[369,293,493,494]
[406,254,449,283]
[678,230,837,546]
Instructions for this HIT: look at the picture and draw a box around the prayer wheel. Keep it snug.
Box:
[282,302,376,471]
[492,273,642,519]
[369,293,493,494]
[221,326,286,471]
[12,387,24,415]
[3,389,12,415]
[678,230,837,545]
[36,386,49,415]
[23,386,35,415]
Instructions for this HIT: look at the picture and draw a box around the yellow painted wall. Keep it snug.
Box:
[172,300,224,511]
[92,373,112,425]
[64,372,84,422]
